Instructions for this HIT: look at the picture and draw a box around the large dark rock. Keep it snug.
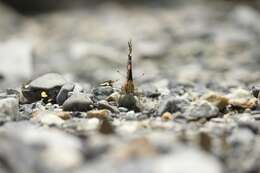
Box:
[21,73,66,103]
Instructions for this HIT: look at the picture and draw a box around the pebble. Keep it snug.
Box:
[230,6,260,32]
[71,83,84,95]
[161,112,174,121]
[92,86,114,101]
[0,121,83,173]
[27,73,66,90]
[0,97,19,121]
[184,100,219,119]
[97,100,120,113]
[56,82,75,105]
[62,93,94,112]
[17,125,83,171]
[113,137,157,160]
[136,113,149,120]
[237,113,255,123]
[204,92,229,111]
[99,118,114,135]
[40,114,65,126]
[55,111,72,120]
[106,92,120,102]
[252,114,260,120]
[22,73,66,103]
[87,109,110,119]
[139,84,161,98]
[73,118,100,131]
[198,132,212,152]
[251,85,260,99]
[229,128,255,148]
[155,148,223,173]
[118,94,140,112]
[125,111,137,120]
[0,128,41,173]
[118,107,128,112]
[31,111,64,126]
[158,96,189,116]
[228,88,257,110]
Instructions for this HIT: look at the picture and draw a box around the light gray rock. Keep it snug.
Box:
[29,73,66,90]
[158,96,190,116]
[184,100,219,119]
[1,123,83,172]
[155,148,223,173]
[0,131,41,173]
[118,107,128,112]
[0,97,19,121]
[230,6,260,32]
[125,111,137,120]
[32,111,65,126]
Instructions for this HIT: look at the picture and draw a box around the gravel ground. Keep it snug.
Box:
[1,0,260,173]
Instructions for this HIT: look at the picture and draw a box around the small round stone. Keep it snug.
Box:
[118,94,140,112]
[125,111,136,120]
[161,112,174,121]
[62,93,93,112]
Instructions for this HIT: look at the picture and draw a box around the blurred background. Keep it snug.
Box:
[1,0,260,89]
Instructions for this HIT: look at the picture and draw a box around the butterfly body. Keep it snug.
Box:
[121,40,135,95]
[118,40,141,111]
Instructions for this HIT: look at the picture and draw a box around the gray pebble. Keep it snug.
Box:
[140,84,161,98]
[29,73,66,89]
[118,94,140,112]
[0,97,19,121]
[184,101,219,119]
[72,83,84,95]
[136,113,149,120]
[62,93,94,112]
[56,82,75,105]
[118,107,128,112]
[92,86,114,101]
[125,111,137,120]
[97,100,119,113]
[158,96,190,116]
[252,114,260,120]
[251,85,260,99]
